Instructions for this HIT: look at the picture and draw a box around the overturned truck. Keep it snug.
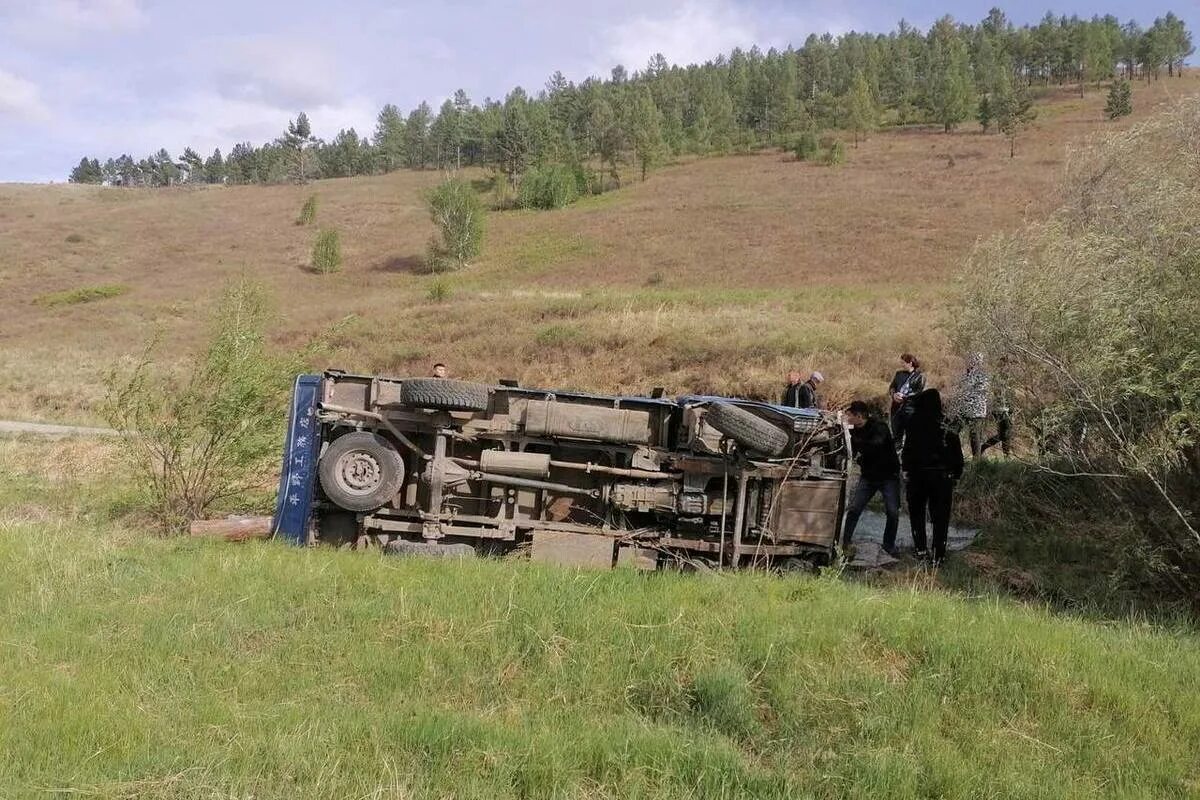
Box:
[272,372,850,569]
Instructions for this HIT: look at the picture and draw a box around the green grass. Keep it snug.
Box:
[504,232,601,274]
[946,461,1194,622]
[1,440,1199,799]
[32,283,127,308]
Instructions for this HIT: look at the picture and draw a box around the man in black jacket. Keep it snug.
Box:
[901,389,965,566]
[781,370,805,407]
[887,353,925,443]
[842,400,902,556]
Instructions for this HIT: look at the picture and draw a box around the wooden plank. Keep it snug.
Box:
[531,530,615,569]
[188,516,273,541]
[617,546,659,570]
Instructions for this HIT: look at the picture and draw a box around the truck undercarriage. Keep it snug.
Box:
[273,372,850,570]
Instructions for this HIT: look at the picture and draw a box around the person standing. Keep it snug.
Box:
[902,389,964,566]
[842,401,902,556]
[954,353,990,458]
[887,353,925,443]
[981,383,1013,456]
[781,370,804,407]
[796,371,824,409]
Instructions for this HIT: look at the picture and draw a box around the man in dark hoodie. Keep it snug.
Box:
[842,401,902,556]
[901,389,964,566]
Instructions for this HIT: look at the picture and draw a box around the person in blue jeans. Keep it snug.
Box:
[841,401,902,556]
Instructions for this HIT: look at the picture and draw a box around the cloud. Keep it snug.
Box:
[42,0,145,30]
[209,36,347,111]
[78,89,378,160]
[596,1,763,72]
[0,68,50,122]
[2,0,146,40]
[592,0,860,75]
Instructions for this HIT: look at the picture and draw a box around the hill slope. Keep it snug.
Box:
[2,77,1197,423]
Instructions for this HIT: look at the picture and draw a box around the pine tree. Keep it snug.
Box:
[150,149,180,186]
[977,93,993,132]
[404,102,432,169]
[280,112,316,183]
[497,90,534,188]
[925,16,975,132]
[844,69,877,146]
[430,99,462,170]
[994,72,1037,156]
[68,157,104,184]
[372,104,405,172]
[1105,78,1133,119]
[204,149,225,184]
[180,147,204,183]
[629,86,665,181]
[588,95,624,188]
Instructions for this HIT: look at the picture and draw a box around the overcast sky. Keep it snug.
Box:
[0,0,1195,182]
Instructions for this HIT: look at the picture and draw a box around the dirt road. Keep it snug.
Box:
[0,420,116,438]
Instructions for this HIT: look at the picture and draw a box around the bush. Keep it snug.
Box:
[426,278,452,302]
[822,139,846,166]
[518,164,581,210]
[1105,79,1132,120]
[957,96,1200,608]
[64,232,85,244]
[103,280,310,533]
[793,130,820,161]
[489,172,514,210]
[296,193,318,225]
[427,178,486,269]
[311,229,341,273]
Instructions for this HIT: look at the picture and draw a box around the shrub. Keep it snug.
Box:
[426,278,452,303]
[822,139,846,166]
[957,96,1200,607]
[1105,79,1132,120]
[311,229,342,273]
[33,284,127,308]
[296,193,318,225]
[103,280,310,533]
[518,164,580,210]
[793,130,820,161]
[64,232,85,244]
[490,172,514,210]
[571,163,599,196]
[427,178,486,269]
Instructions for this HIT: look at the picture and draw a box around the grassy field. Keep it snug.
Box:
[1,437,1199,799]
[3,76,1198,424]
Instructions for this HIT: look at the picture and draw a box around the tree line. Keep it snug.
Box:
[69,8,1193,186]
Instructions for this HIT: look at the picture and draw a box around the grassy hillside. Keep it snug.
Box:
[3,77,1197,424]
[1,438,1198,799]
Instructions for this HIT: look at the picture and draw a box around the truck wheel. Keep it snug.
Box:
[705,402,790,457]
[318,431,405,512]
[400,378,490,412]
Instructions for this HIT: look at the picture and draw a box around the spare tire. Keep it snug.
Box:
[400,378,490,412]
[318,431,405,512]
[705,402,790,457]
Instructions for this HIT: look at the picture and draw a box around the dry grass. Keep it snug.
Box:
[2,75,1197,423]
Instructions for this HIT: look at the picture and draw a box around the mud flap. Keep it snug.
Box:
[272,374,323,545]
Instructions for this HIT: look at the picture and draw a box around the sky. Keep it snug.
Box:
[0,0,1195,182]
